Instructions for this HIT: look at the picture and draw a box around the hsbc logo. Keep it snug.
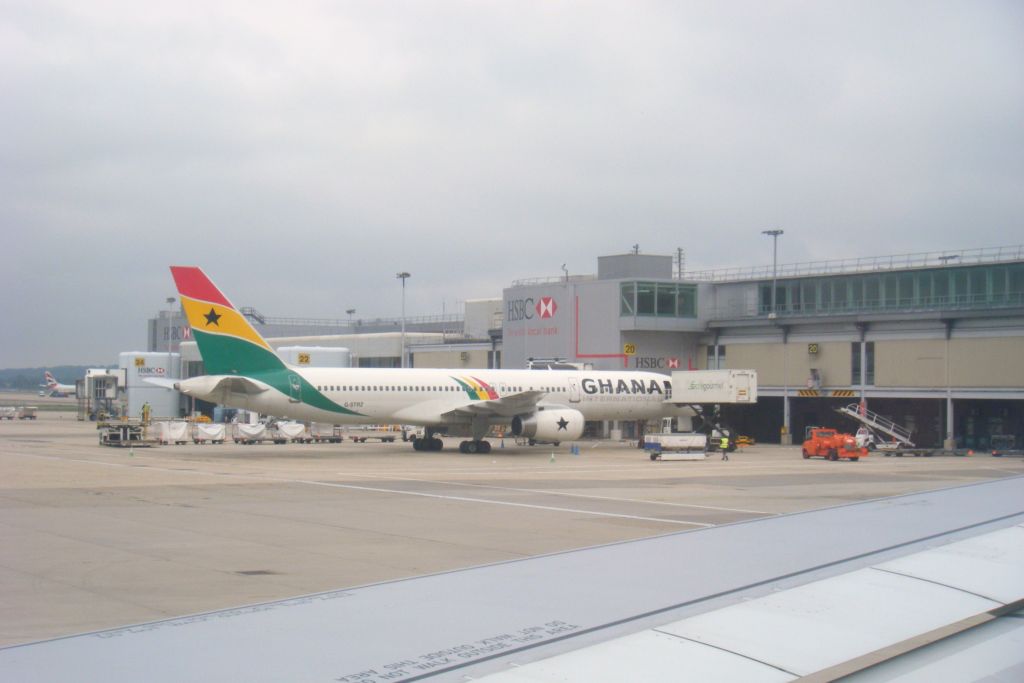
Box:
[507,295,558,321]
[634,357,681,369]
[536,296,557,319]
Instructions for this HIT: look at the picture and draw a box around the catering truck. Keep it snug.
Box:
[668,370,757,404]
[648,370,758,460]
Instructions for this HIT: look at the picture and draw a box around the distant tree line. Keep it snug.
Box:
[0,366,104,390]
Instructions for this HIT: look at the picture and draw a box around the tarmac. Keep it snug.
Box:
[1,404,1021,648]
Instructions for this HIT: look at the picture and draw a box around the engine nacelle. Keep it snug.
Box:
[511,409,585,443]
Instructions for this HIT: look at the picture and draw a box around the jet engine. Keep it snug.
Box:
[511,408,585,443]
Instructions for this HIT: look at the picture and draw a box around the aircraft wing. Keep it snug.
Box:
[2,478,1022,682]
[388,391,545,425]
[441,390,548,419]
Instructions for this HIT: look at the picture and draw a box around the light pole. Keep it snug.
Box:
[761,229,787,444]
[762,229,784,316]
[166,297,176,378]
[396,272,410,368]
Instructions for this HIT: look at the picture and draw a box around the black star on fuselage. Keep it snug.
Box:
[556,417,569,431]
[204,307,222,326]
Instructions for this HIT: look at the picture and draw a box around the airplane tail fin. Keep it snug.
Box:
[44,371,57,388]
[169,267,286,377]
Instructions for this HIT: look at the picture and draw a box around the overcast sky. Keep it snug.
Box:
[2,1,1022,367]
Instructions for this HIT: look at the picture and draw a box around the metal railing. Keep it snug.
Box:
[684,245,1024,282]
[240,307,464,328]
[708,292,1024,320]
[510,274,597,287]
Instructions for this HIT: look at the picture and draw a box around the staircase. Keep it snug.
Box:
[836,403,915,447]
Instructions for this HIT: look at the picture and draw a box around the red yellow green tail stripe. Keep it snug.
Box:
[452,376,499,400]
[169,266,363,417]
[171,266,282,375]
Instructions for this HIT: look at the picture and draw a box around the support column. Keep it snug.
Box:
[781,394,792,445]
[943,319,955,450]
[944,396,956,450]
[780,325,792,445]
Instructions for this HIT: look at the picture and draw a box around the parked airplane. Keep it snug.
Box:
[169,266,693,453]
[41,371,74,397]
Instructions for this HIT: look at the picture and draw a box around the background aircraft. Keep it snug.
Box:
[41,371,74,397]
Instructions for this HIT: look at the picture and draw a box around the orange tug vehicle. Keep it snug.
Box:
[802,427,869,461]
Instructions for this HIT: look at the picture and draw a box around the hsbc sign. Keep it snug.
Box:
[536,296,557,319]
[507,296,558,321]
[634,356,681,369]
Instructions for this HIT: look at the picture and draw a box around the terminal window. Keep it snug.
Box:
[621,282,697,318]
[759,264,1024,315]
[851,342,875,385]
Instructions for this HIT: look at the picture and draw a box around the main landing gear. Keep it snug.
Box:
[458,440,492,454]
[412,427,444,452]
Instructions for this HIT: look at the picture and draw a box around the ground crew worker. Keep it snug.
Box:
[720,435,730,460]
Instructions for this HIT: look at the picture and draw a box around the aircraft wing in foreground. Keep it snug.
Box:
[2,477,1021,682]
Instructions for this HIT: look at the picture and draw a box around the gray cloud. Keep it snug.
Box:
[2,1,1022,365]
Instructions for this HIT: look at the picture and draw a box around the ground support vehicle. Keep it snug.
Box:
[644,433,708,461]
[154,420,190,445]
[232,423,269,444]
[97,419,151,447]
[346,425,400,443]
[270,421,308,444]
[193,423,226,444]
[989,435,1021,457]
[308,423,344,443]
[802,427,868,461]
[17,406,38,420]
[0,407,15,420]
[837,403,915,450]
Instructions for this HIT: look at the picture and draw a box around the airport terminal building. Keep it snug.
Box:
[151,246,1024,450]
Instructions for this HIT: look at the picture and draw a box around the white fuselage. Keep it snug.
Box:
[187,367,689,427]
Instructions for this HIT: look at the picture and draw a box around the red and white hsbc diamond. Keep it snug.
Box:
[535,296,558,319]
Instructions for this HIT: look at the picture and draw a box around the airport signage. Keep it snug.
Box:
[632,356,681,369]
[507,296,558,322]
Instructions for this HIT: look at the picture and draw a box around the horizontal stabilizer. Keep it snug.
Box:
[142,377,178,390]
[176,375,272,398]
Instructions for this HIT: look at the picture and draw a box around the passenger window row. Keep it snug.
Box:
[313,385,568,394]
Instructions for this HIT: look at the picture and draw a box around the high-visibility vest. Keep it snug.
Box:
[720,437,729,448]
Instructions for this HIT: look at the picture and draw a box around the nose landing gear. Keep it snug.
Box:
[412,427,444,451]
